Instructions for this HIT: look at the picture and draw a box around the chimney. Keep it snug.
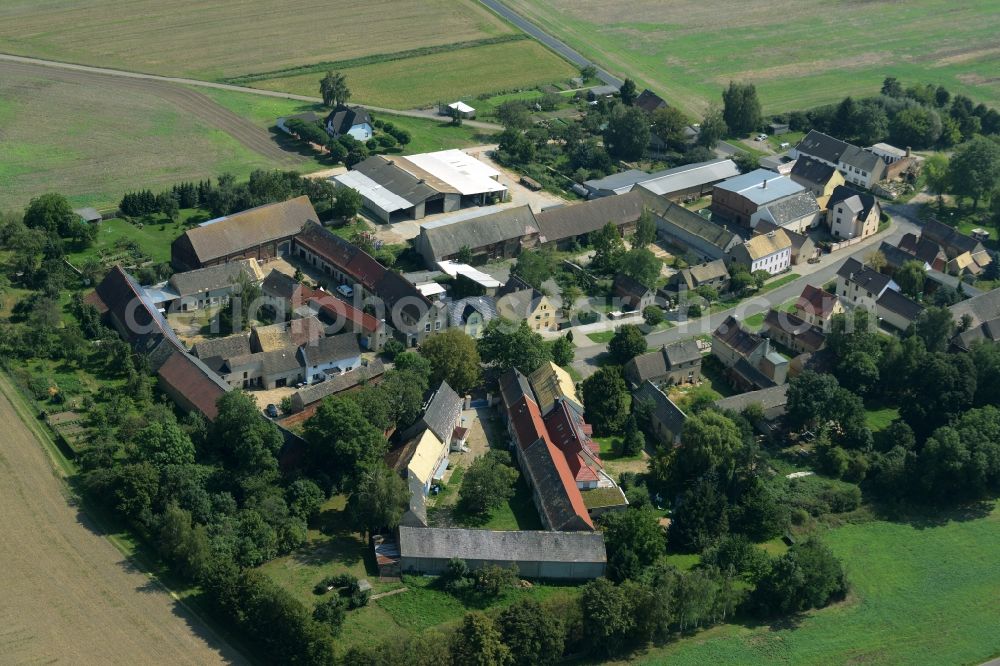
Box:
[762,178,767,189]
[905,146,912,158]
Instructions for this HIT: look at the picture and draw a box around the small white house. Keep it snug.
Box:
[299,333,361,384]
[730,230,792,275]
[440,101,476,119]
[325,105,373,141]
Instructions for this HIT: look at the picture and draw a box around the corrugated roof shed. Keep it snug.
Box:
[420,205,538,260]
[636,158,740,197]
[334,170,415,213]
[401,150,505,196]
[535,190,644,242]
[714,169,805,206]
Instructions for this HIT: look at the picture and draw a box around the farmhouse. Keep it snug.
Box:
[497,276,555,332]
[791,129,850,167]
[876,288,925,332]
[397,526,606,580]
[634,158,740,202]
[632,380,687,445]
[171,196,317,270]
[712,316,788,390]
[754,220,817,265]
[334,150,506,223]
[792,130,887,189]
[92,265,182,354]
[324,105,372,141]
[795,284,844,331]
[828,186,881,240]
[156,346,231,421]
[166,259,265,312]
[414,205,540,264]
[918,219,992,276]
[624,339,703,389]
[711,169,806,226]
[634,88,668,113]
[652,200,742,261]
[535,190,644,248]
[760,309,827,354]
[950,288,1000,350]
[613,272,656,311]
[789,157,845,210]
[836,257,898,310]
[729,229,792,275]
[670,259,731,294]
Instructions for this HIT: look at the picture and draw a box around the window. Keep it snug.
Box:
[424,323,431,332]
[434,321,441,330]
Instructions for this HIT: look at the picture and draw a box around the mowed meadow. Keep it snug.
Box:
[251,40,579,109]
[626,504,1000,666]
[0,0,514,80]
[504,0,1000,115]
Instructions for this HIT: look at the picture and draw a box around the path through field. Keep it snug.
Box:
[0,375,246,665]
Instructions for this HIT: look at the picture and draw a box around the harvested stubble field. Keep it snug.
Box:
[251,40,578,109]
[0,374,245,665]
[504,0,1000,114]
[0,0,514,81]
[0,60,316,211]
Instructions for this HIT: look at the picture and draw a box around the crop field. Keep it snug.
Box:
[626,503,1000,665]
[0,0,514,81]
[504,0,1000,115]
[0,60,317,211]
[251,40,578,109]
[0,374,245,665]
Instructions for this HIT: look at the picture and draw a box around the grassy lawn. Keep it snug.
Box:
[631,502,1000,665]
[449,475,543,532]
[562,364,583,383]
[503,0,1000,114]
[757,273,802,295]
[0,0,514,80]
[587,330,616,344]
[66,211,206,266]
[865,405,900,432]
[252,40,577,109]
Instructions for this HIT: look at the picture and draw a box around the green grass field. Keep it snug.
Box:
[865,405,901,432]
[0,0,514,80]
[629,503,1000,665]
[252,40,578,109]
[505,0,1000,115]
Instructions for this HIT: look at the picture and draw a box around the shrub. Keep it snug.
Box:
[348,588,371,609]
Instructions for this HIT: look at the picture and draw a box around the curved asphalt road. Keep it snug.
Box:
[478,0,623,88]
[0,53,502,131]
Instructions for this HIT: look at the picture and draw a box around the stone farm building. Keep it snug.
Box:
[398,526,606,580]
[333,150,507,223]
[415,205,540,265]
[171,196,319,271]
[535,190,645,249]
[710,169,806,227]
[649,199,741,262]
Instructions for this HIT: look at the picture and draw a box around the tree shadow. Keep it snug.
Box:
[870,498,995,529]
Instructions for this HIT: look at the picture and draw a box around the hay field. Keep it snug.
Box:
[504,0,1000,115]
[0,374,246,665]
[0,0,513,80]
[251,40,578,109]
[0,60,318,211]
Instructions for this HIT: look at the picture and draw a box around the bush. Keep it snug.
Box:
[381,338,404,359]
[313,596,347,634]
[687,303,702,318]
[642,305,664,326]
[348,588,371,609]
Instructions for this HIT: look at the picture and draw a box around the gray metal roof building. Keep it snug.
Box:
[713,169,806,207]
[398,526,606,580]
[653,200,742,261]
[634,158,740,199]
[415,205,539,264]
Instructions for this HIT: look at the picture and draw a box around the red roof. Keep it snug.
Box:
[544,400,602,484]
[796,284,838,318]
[540,437,594,529]
[295,223,385,291]
[156,349,229,420]
[509,396,547,450]
[308,295,380,334]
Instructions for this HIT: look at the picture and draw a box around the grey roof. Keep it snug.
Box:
[398,526,606,564]
[192,333,252,361]
[790,156,838,188]
[422,381,463,443]
[634,380,687,435]
[829,185,878,221]
[732,356,777,390]
[635,158,740,197]
[714,384,789,419]
[535,190,644,242]
[634,89,668,113]
[837,257,893,294]
[290,359,385,410]
[420,205,538,259]
[613,272,654,298]
[876,289,924,322]
[168,260,256,298]
[665,338,702,366]
[351,155,438,205]
[756,192,820,227]
[923,218,985,257]
[840,145,884,173]
[762,309,826,352]
[655,201,742,252]
[686,259,730,285]
[325,105,371,135]
[520,438,593,531]
[499,368,534,410]
[713,169,805,206]
[584,169,650,195]
[260,269,302,300]
[877,241,922,271]
[301,332,361,366]
[74,207,102,222]
[795,130,850,164]
[949,287,1000,328]
[449,296,497,327]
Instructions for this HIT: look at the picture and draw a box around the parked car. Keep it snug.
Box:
[755,133,768,141]
[265,404,279,418]
[337,284,354,297]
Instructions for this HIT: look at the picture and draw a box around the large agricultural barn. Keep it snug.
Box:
[171,195,319,271]
[333,149,507,223]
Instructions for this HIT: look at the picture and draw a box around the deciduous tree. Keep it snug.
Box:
[418,328,482,394]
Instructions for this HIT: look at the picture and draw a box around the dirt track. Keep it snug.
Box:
[0,375,246,665]
[0,58,303,165]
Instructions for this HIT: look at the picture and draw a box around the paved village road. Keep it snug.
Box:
[0,373,246,665]
[0,53,503,131]
[570,206,924,378]
[478,0,624,88]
